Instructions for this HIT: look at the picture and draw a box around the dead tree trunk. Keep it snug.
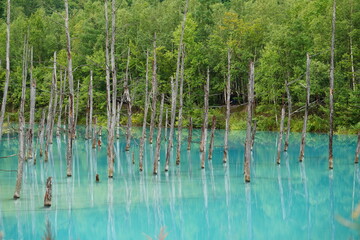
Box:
[74,79,80,136]
[299,53,311,162]
[349,2,356,91]
[86,70,93,139]
[14,37,27,199]
[124,48,132,151]
[92,117,97,149]
[355,131,359,164]
[149,33,158,144]
[39,109,46,157]
[244,62,255,183]
[45,52,58,161]
[27,46,36,159]
[165,0,188,172]
[107,0,117,177]
[43,177,52,207]
[329,0,336,170]
[208,115,216,160]
[139,51,150,172]
[223,49,231,163]
[284,80,292,152]
[187,117,193,151]
[0,0,11,139]
[164,108,168,141]
[251,120,257,150]
[65,0,75,177]
[57,71,65,137]
[200,68,210,169]
[153,94,164,175]
[276,106,285,164]
[115,103,120,139]
[176,45,185,165]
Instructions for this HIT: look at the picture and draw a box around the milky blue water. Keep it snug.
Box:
[0,127,359,239]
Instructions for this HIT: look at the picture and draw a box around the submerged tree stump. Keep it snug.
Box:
[44,177,52,207]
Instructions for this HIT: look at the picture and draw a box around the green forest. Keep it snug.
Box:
[0,0,359,133]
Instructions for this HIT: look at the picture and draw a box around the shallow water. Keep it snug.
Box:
[0,127,359,239]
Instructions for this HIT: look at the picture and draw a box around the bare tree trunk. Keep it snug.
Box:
[86,70,93,139]
[107,0,117,177]
[45,52,58,161]
[176,45,185,165]
[65,0,75,177]
[149,33,158,144]
[0,0,11,139]
[39,109,46,157]
[223,49,231,164]
[200,68,210,169]
[124,48,132,151]
[208,115,216,160]
[355,131,360,164]
[251,120,257,150]
[165,0,188,172]
[139,51,150,171]
[43,177,52,207]
[284,80,292,152]
[164,108,168,141]
[115,102,120,139]
[276,106,285,164]
[153,94,164,175]
[57,71,65,137]
[187,117,192,150]
[14,37,27,199]
[244,62,255,183]
[74,79,80,137]
[350,2,356,91]
[27,47,36,159]
[299,53,311,162]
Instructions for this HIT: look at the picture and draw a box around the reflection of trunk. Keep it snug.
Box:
[65,0,75,177]
[208,116,216,160]
[176,46,185,165]
[27,47,36,159]
[355,131,359,164]
[153,94,164,175]
[299,53,310,162]
[14,38,27,199]
[284,80,292,152]
[329,0,336,169]
[277,106,285,164]
[139,51,150,171]
[187,117,192,150]
[124,48,132,151]
[244,62,255,183]
[0,0,11,139]
[223,49,231,163]
[149,33,158,144]
[200,69,210,168]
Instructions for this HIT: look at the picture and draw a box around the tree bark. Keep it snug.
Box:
[0,0,11,139]
[27,46,36,159]
[44,177,52,207]
[208,115,216,160]
[284,80,292,152]
[329,0,336,170]
[276,106,285,164]
[355,131,359,164]
[165,0,188,172]
[86,70,93,139]
[139,51,150,172]
[200,68,210,169]
[153,94,164,175]
[39,109,46,157]
[223,49,231,164]
[176,45,185,165]
[74,79,80,136]
[149,33,158,144]
[299,53,311,162]
[92,116,97,149]
[65,0,75,177]
[14,37,27,199]
[165,108,168,141]
[124,48,132,151]
[187,117,192,150]
[57,71,66,137]
[244,62,255,183]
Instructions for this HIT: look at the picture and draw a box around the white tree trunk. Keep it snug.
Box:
[284,80,292,152]
[153,94,164,175]
[276,106,285,164]
[329,0,336,169]
[149,33,158,144]
[208,116,216,160]
[200,68,210,169]
[27,47,36,159]
[187,117,193,150]
[176,45,185,165]
[223,49,231,163]
[124,48,132,151]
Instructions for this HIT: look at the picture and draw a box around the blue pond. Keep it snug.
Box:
[0,127,359,239]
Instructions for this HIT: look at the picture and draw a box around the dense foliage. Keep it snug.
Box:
[0,0,359,133]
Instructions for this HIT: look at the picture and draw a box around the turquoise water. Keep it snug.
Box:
[0,127,359,239]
